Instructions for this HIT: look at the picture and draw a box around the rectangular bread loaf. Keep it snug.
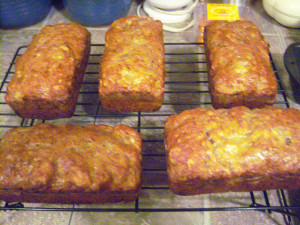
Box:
[5,23,91,120]
[99,16,165,113]
[0,123,142,204]
[204,20,278,109]
[164,106,300,195]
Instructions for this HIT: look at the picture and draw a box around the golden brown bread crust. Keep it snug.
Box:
[204,20,278,109]
[164,106,300,195]
[5,23,91,120]
[99,16,165,113]
[0,123,142,204]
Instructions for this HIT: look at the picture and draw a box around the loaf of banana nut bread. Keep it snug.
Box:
[204,20,278,109]
[0,123,142,204]
[99,16,165,113]
[5,23,91,120]
[165,106,300,195]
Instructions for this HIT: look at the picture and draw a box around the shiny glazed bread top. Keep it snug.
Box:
[6,23,91,101]
[100,16,165,101]
[204,20,277,100]
[165,106,300,184]
[0,123,142,193]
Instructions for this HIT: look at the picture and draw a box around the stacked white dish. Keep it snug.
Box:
[137,0,198,32]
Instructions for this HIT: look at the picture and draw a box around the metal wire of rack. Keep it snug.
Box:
[0,43,299,224]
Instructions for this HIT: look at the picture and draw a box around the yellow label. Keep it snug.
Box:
[207,4,240,21]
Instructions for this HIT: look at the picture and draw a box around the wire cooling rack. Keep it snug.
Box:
[0,43,299,224]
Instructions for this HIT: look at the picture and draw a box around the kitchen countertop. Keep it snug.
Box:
[0,0,300,224]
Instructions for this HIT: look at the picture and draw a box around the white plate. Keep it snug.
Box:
[146,0,193,10]
[143,1,192,23]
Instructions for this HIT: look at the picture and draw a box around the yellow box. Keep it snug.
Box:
[207,3,240,21]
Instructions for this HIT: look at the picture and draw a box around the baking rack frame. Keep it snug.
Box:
[0,43,299,224]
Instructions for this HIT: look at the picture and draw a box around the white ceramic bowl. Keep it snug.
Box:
[263,0,300,28]
[146,0,193,10]
[143,1,192,23]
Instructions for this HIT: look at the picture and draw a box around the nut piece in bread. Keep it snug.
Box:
[165,106,300,195]
[5,23,91,120]
[0,123,142,204]
[99,16,165,113]
[204,20,278,109]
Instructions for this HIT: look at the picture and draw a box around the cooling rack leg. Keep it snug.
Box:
[4,202,24,209]
[135,199,139,213]
[278,190,293,225]
[263,191,272,214]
